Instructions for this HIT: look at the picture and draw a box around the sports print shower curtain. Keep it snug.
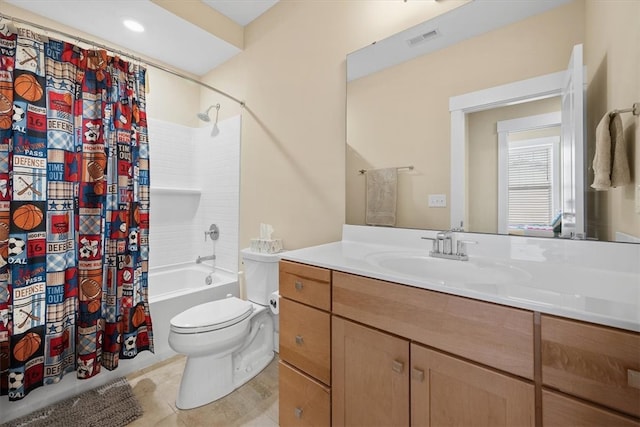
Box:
[0,23,153,401]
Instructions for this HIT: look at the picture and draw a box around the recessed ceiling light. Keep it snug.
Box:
[123,19,145,33]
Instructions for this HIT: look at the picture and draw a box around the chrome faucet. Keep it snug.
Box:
[422,230,476,261]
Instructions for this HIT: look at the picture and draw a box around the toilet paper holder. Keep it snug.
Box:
[268,291,280,314]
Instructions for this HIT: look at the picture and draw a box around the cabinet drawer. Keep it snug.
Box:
[280,298,331,384]
[280,361,331,427]
[280,260,331,310]
[333,271,534,379]
[541,315,640,418]
[543,390,640,427]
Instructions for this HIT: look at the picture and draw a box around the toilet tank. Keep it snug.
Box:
[241,248,281,305]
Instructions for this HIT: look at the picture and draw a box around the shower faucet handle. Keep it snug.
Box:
[204,224,220,241]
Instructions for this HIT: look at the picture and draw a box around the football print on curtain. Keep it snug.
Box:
[0,24,153,401]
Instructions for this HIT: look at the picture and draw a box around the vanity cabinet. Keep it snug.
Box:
[331,271,535,427]
[279,259,640,426]
[279,260,332,426]
[541,315,640,425]
[332,271,534,379]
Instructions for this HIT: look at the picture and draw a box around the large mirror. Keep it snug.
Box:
[346,0,640,243]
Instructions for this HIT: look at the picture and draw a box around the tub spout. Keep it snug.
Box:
[196,254,216,264]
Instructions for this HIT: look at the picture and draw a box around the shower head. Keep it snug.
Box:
[196,104,220,122]
[197,111,211,122]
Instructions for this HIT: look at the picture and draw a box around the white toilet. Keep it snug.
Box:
[168,249,280,409]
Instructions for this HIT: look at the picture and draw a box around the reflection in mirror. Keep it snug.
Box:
[346,0,640,243]
[467,98,561,236]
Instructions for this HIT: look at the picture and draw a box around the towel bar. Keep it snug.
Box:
[611,102,639,116]
[359,165,414,174]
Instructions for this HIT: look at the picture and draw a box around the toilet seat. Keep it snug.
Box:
[170,297,254,334]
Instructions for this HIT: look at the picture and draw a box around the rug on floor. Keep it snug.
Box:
[1,377,143,427]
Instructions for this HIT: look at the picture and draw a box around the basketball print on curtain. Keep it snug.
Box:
[0,18,16,397]
[0,24,153,402]
[8,28,48,401]
[75,50,108,381]
[42,38,83,387]
[101,57,153,370]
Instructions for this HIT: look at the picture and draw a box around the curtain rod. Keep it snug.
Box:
[0,13,246,107]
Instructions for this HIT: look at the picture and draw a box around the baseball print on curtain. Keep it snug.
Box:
[0,23,153,401]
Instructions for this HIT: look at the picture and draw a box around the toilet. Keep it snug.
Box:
[168,248,280,409]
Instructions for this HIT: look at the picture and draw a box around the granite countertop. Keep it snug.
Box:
[281,234,640,333]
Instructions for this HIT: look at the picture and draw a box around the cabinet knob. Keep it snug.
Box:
[294,281,304,291]
[628,369,640,390]
[294,407,303,419]
[392,360,404,374]
[411,368,425,382]
[295,335,304,345]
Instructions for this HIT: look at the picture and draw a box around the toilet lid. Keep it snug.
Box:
[170,297,253,334]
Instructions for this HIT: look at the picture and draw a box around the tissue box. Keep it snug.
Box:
[250,238,283,254]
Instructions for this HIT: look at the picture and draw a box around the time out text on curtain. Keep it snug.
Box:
[0,23,152,401]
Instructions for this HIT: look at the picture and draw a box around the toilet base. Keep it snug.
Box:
[176,353,233,410]
[175,308,275,409]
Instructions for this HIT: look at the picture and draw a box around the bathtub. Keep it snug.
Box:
[148,262,240,359]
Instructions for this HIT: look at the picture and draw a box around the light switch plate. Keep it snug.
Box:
[428,194,447,208]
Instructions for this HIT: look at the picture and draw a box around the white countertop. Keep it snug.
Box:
[281,225,640,333]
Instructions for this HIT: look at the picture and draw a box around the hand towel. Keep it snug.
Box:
[610,112,631,187]
[591,112,613,190]
[591,111,631,190]
[365,168,397,226]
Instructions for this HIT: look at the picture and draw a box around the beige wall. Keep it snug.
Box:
[201,0,469,250]
[467,98,561,233]
[585,0,640,241]
[346,0,585,230]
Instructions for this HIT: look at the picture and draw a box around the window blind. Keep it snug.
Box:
[508,144,553,225]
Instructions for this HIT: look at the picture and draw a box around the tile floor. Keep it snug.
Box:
[127,355,279,427]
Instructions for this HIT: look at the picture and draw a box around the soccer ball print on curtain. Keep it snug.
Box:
[0,24,152,401]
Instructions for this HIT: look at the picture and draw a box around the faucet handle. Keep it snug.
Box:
[421,236,439,253]
[456,239,477,257]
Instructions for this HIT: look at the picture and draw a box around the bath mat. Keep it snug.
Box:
[1,377,143,427]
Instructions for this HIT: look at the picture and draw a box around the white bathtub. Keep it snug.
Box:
[148,262,240,359]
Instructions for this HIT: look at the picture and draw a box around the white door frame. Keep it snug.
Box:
[449,70,566,230]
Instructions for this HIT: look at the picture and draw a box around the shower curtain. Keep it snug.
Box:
[0,24,152,401]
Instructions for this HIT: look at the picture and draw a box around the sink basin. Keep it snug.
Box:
[365,252,531,286]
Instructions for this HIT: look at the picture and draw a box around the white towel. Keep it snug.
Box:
[591,112,631,190]
[365,168,397,226]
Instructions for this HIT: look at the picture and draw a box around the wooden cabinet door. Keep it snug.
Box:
[542,390,640,427]
[332,316,410,427]
[411,343,535,427]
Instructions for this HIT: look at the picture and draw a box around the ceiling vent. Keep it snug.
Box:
[406,29,440,47]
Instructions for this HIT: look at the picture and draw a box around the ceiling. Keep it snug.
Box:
[4,0,279,76]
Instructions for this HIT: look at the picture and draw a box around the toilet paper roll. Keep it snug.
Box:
[268,291,279,315]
